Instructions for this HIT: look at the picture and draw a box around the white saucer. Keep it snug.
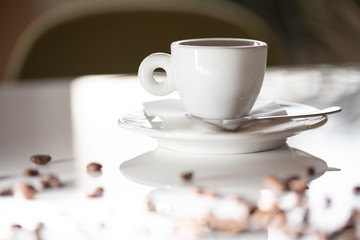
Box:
[120,145,328,200]
[118,100,327,154]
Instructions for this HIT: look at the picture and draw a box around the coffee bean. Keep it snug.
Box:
[287,178,308,194]
[145,199,155,212]
[23,168,39,177]
[86,162,102,172]
[208,218,247,233]
[328,225,356,240]
[15,183,37,199]
[30,155,51,165]
[191,187,217,197]
[10,224,22,229]
[87,187,104,198]
[353,186,360,195]
[180,171,193,182]
[99,223,105,229]
[301,167,315,177]
[0,187,13,196]
[35,222,44,231]
[249,209,273,230]
[263,176,285,194]
[269,210,287,229]
[325,197,332,208]
[34,222,44,240]
[40,174,62,189]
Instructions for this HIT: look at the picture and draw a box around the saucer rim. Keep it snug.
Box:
[118,100,327,140]
[118,100,328,154]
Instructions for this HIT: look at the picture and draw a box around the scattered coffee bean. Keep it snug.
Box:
[328,225,356,240]
[269,210,287,229]
[145,199,155,212]
[353,186,360,195]
[208,217,247,233]
[34,222,44,231]
[325,197,332,208]
[301,167,315,177]
[15,183,37,199]
[192,187,217,197]
[40,174,62,189]
[180,171,193,182]
[86,162,102,172]
[34,222,44,240]
[86,162,103,177]
[173,217,208,237]
[87,187,104,198]
[351,209,360,223]
[263,176,285,194]
[30,155,51,165]
[99,222,105,229]
[23,168,39,177]
[249,209,273,230]
[10,224,22,229]
[0,187,13,196]
[315,230,327,240]
[287,178,308,194]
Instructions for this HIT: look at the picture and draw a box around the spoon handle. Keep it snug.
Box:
[188,106,342,131]
[221,106,342,130]
[253,106,342,121]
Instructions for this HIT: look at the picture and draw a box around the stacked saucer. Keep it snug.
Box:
[119,99,327,155]
[118,98,330,197]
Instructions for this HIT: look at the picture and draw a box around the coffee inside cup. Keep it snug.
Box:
[176,39,265,47]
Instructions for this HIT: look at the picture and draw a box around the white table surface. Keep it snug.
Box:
[0,65,359,239]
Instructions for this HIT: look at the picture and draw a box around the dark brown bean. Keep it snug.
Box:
[325,197,332,208]
[86,162,103,172]
[0,187,13,196]
[269,210,287,229]
[263,176,285,194]
[15,183,37,199]
[145,199,155,212]
[180,171,193,182]
[328,225,356,240]
[287,178,308,193]
[208,218,247,233]
[249,209,273,230]
[34,222,44,240]
[30,155,51,165]
[10,224,22,229]
[34,222,44,232]
[40,174,62,189]
[352,186,360,195]
[87,187,104,198]
[301,167,315,177]
[23,168,39,177]
[191,187,217,197]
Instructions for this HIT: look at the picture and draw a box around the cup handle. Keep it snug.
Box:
[138,53,175,96]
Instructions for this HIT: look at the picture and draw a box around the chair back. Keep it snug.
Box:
[5,0,286,81]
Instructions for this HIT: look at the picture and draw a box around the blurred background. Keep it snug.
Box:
[1,0,360,82]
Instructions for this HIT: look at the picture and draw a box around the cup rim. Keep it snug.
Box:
[171,38,267,49]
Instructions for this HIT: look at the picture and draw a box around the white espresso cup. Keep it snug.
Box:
[138,38,267,119]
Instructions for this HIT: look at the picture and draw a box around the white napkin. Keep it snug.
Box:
[143,99,289,131]
[249,101,288,117]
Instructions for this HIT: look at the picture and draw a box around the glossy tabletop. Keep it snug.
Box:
[0,65,359,239]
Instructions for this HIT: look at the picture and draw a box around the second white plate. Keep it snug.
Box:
[120,145,328,201]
